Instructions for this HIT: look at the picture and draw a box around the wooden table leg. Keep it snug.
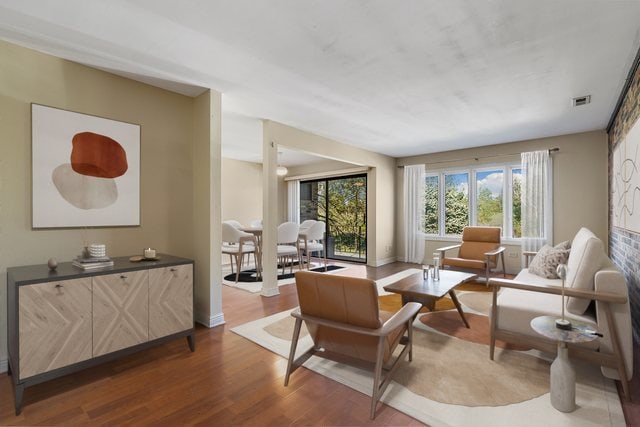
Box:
[448,290,470,328]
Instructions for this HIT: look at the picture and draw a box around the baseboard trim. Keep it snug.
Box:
[195,312,226,328]
[0,358,7,374]
[372,256,397,267]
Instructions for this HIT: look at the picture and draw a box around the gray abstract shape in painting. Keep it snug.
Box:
[52,163,118,209]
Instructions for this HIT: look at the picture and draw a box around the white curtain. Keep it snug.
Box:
[287,180,300,224]
[521,150,553,253]
[404,164,426,263]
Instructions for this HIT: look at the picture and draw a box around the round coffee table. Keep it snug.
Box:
[530,316,599,412]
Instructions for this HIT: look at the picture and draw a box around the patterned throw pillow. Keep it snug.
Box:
[528,241,571,279]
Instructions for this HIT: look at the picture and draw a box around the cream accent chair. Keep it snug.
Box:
[299,219,316,231]
[299,221,327,270]
[277,222,301,275]
[437,226,506,283]
[285,271,421,419]
[489,227,633,398]
[222,223,260,282]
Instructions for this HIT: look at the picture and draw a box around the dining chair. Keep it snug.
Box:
[222,222,260,282]
[299,219,316,230]
[223,219,244,229]
[277,222,301,275]
[299,220,327,270]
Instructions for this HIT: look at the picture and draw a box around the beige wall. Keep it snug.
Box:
[263,121,397,266]
[396,130,609,274]
[221,158,263,225]
[0,41,221,366]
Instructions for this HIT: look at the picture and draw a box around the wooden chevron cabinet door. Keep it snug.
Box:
[19,278,92,379]
[149,264,193,340]
[92,270,149,357]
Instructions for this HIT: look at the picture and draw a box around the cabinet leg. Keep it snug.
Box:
[187,333,196,352]
[14,383,24,416]
[7,361,12,376]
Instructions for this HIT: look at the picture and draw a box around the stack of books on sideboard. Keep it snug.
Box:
[72,243,114,270]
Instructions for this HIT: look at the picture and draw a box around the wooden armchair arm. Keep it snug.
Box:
[485,246,506,256]
[436,244,461,259]
[488,278,628,304]
[291,302,421,337]
[379,302,421,334]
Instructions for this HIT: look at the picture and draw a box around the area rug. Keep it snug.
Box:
[232,308,624,426]
[222,264,347,293]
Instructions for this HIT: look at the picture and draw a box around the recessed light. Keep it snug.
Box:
[572,95,591,107]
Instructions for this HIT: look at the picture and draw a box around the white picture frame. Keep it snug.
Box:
[32,104,140,228]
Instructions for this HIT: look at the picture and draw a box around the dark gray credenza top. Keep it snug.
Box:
[7,254,194,286]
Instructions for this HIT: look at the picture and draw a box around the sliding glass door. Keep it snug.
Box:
[299,174,367,263]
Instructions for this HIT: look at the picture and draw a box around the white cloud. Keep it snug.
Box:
[478,173,503,196]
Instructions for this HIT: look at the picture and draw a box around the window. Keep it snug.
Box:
[476,169,504,228]
[300,174,367,263]
[511,168,522,238]
[422,164,521,239]
[444,172,469,235]
[424,175,439,234]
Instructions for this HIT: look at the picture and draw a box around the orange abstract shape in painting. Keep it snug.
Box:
[71,132,128,178]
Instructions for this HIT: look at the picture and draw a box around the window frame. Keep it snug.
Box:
[422,162,521,242]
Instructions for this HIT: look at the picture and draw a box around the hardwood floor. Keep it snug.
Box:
[1,261,637,425]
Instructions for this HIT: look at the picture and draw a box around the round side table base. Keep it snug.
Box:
[550,344,576,412]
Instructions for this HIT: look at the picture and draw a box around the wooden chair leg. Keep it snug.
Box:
[408,320,414,362]
[229,254,234,274]
[501,252,506,278]
[370,337,386,419]
[490,287,498,360]
[284,318,303,386]
[234,254,241,283]
[485,262,490,287]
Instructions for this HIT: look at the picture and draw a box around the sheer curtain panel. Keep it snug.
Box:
[287,180,300,224]
[521,150,553,253]
[404,164,425,263]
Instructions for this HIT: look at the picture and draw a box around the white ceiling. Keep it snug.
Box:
[1,0,640,161]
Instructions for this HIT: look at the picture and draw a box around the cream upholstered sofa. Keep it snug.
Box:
[488,227,633,397]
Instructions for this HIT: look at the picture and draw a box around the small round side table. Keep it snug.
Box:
[530,315,599,412]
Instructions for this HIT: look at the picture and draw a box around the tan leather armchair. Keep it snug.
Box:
[437,226,506,283]
[284,271,421,419]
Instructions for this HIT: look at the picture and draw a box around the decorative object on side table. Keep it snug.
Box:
[73,243,113,270]
[530,315,600,412]
[47,258,58,271]
[555,263,571,331]
[144,247,157,259]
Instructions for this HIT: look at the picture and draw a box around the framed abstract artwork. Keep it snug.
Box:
[32,104,141,228]
[612,117,640,234]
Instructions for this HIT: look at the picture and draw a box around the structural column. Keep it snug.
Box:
[261,120,279,296]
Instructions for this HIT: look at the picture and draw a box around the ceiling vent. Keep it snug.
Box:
[572,95,591,107]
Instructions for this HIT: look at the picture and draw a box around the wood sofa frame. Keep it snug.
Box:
[488,278,630,399]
